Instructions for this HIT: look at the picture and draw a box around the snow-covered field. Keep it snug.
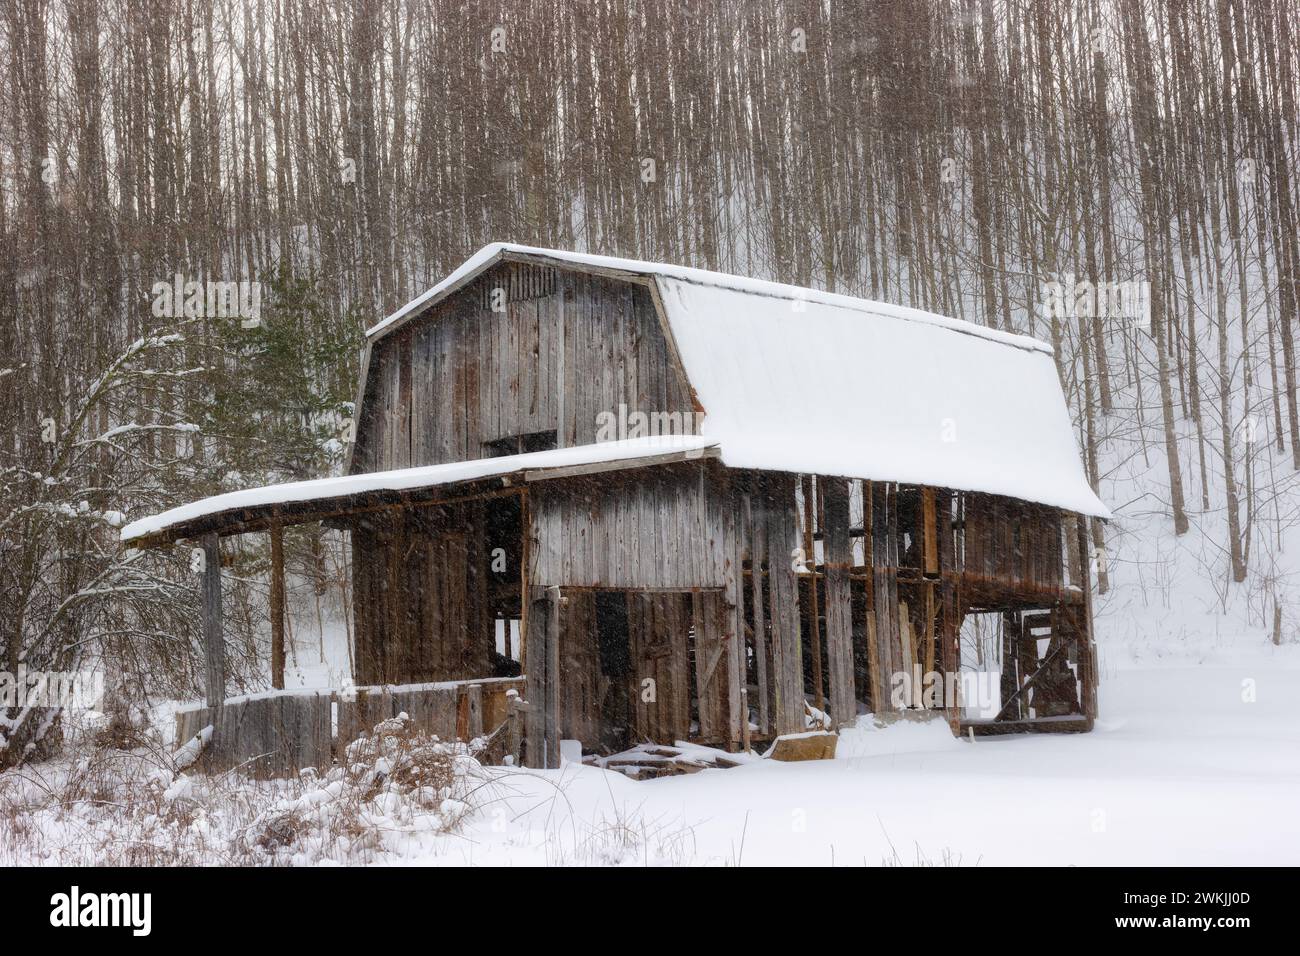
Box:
[5,567,1297,867]
[399,651,1299,866]
[4,640,1296,866]
[7,488,1299,867]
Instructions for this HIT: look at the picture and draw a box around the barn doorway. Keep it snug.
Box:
[542,588,732,758]
[483,492,524,677]
[594,591,633,751]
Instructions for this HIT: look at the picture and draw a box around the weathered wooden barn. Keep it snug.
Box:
[124,243,1109,771]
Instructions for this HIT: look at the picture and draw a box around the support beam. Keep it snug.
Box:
[821,478,857,730]
[269,523,286,690]
[1075,514,1099,721]
[766,476,804,735]
[201,533,225,708]
[801,475,824,714]
[1000,610,1020,720]
[922,487,939,576]
[544,585,561,768]
[746,493,770,735]
[871,482,902,712]
[722,485,744,748]
[523,587,547,768]
[994,638,1072,721]
[521,584,561,768]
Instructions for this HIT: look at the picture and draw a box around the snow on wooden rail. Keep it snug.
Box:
[173,677,525,777]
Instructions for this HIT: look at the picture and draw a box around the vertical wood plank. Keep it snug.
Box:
[746,490,770,735]
[544,585,561,767]
[270,522,286,690]
[201,533,225,708]
[523,586,547,767]
[765,475,804,735]
[822,478,856,730]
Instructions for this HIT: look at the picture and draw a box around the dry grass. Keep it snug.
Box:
[0,712,489,866]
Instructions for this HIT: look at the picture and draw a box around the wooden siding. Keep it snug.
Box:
[528,461,729,589]
[351,502,494,686]
[738,472,806,737]
[174,678,525,778]
[352,263,697,473]
[960,492,1065,598]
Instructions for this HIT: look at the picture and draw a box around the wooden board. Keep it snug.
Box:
[821,478,857,729]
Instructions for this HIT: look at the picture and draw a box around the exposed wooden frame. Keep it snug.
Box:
[341,338,374,475]
[128,451,714,550]
[201,533,225,708]
[801,474,824,714]
[821,478,856,730]
[269,521,286,690]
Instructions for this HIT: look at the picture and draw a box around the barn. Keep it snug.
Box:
[123,243,1109,771]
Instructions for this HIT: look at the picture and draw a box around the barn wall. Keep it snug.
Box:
[547,589,727,747]
[736,472,806,736]
[527,461,730,589]
[352,262,697,473]
[526,462,741,748]
[350,502,494,686]
[959,492,1065,597]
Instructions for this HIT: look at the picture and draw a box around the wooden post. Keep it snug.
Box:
[466,683,483,739]
[270,522,286,690]
[544,586,561,768]
[1000,610,1021,720]
[747,493,770,736]
[519,488,530,671]
[740,687,752,752]
[1075,514,1099,722]
[201,533,225,708]
[801,475,824,714]
[723,478,744,749]
[523,587,546,768]
[921,487,939,576]
[767,475,804,735]
[505,692,523,763]
[870,482,902,713]
[822,478,857,730]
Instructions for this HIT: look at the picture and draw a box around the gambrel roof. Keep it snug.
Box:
[366,243,1110,519]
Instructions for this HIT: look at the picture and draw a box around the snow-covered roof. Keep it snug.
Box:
[367,243,1110,518]
[121,436,717,544]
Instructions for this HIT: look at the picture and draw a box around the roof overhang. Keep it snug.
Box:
[121,437,720,549]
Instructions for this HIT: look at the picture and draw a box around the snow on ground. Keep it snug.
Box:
[10,638,1291,867]
[396,650,1299,866]
[11,437,1300,866]
[281,604,352,692]
[5,618,1296,866]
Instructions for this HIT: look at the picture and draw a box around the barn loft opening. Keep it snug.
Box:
[483,430,557,458]
[594,591,632,752]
